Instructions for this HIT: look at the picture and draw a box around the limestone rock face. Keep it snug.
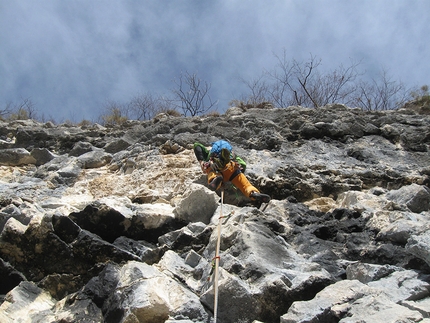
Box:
[0,105,429,322]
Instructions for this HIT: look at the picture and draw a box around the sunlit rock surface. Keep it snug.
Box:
[0,105,429,322]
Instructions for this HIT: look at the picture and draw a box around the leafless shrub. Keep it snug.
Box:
[352,69,410,110]
[410,85,430,105]
[205,111,221,117]
[240,74,271,106]
[100,100,128,126]
[162,109,182,117]
[2,98,38,120]
[127,93,158,121]
[172,71,218,116]
[229,99,273,111]
[0,102,13,120]
[267,52,360,108]
[239,51,410,111]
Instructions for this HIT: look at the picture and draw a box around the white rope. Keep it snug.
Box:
[213,189,223,322]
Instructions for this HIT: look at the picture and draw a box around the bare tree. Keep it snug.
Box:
[155,96,180,115]
[267,50,297,107]
[0,102,13,120]
[18,98,37,119]
[240,74,270,106]
[127,93,158,121]
[293,54,321,107]
[3,98,38,120]
[311,61,360,107]
[173,71,218,116]
[128,93,181,119]
[353,69,410,111]
[266,52,360,108]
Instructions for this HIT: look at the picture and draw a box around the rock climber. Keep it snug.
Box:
[193,140,271,203]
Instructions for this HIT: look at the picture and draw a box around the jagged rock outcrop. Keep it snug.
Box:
[0,104,429,322]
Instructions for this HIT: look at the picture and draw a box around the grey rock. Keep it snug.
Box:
[57,160,82,178]
[340,294,423,323]
[173,185,219,224]
[386,183,430,213]
[281,277,427,323]
[402,297,430,319]
[77,149,112,168]
[68,141,94,157]
[158,221,210,252]
[104,137,133,154]
[0,106,430,322]
[376,214,428,244]
[0,280,103,323]
[103,261,209,323]
[406,231,430,267]
[0,281,56,322]
[280,279,370,323]
[0,258,26,296]
[367,269,430,303]
[30,148,56,165]
[346,262,398,283]
[113,236,164,264]
[52,292,103,323]
[0,148,36,166]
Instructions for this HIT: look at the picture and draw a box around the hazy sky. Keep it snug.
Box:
[1,0,429,122]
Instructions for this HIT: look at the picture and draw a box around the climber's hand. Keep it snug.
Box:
[200,161,209,173]
[209,161,219,173]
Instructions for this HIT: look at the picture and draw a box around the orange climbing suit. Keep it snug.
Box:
[206,161,260,198]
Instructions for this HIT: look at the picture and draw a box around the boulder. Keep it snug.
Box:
[113,236,165,264]
[281,279,371,323]
[68,141,94,157]
[402,297,430,318]
[0,258,26,296]
[386,183,430,213]
[103,261,209,323]
[0,148,36,166]
[77,149,112,169]
[69,200,178,243]
[406,231,430,267]
[0,281,103,323]
[367,269,430,303]
[280,277,426,323]
[202,206,332,322]
[341,294,423,322]
[158,221,211,253]
[376,213,429,244]
[30,148,56,165]
[104,137,133,154]
[173,185,219,224]
[0,212,137,289]
[51,293,103,323]
[346,262,398,283]
[200,268,261,323]
[0,281,56,322]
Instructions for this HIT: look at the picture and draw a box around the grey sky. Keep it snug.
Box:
[1,0,429,122]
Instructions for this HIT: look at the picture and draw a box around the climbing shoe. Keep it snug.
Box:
[208,176,223,191]
[250,192,271,203]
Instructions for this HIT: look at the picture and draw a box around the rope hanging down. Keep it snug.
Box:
[213,189,224,323]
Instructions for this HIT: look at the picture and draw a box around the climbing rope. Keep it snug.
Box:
[213,188,224,323]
